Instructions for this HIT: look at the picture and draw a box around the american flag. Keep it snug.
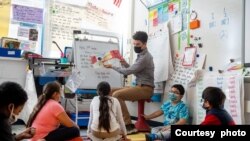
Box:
[113,0,122,7]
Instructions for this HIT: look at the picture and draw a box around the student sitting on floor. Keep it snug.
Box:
[27,81,82,141]
[200,87,235,125]
[0,82,35,141]
[143,84,189,141]
[87,81,130,141]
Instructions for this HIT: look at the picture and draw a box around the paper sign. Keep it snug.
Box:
[17,27,29,38]
[66,69,83,92]
[196,71,243,124]
[182,47,197,67]
[0,0,11,37]
[13,4,43,24]
[168,54,206,87]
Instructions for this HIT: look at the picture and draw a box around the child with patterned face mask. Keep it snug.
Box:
[143,84,189,141]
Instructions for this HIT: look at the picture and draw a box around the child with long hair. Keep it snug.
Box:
[27,81,82,141]
[87,81,129,141]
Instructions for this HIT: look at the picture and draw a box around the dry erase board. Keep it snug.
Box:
[74,40,123,89]
[189,0,244,70]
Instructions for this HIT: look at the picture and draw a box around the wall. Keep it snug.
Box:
[130,0,247,123]
[187,0,245,124]
[244,0,250,66]
[189,0,243,71]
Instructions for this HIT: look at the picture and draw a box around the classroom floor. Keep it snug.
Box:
[12,125,149,141]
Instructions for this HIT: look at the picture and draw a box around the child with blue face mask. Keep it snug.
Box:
[143,84,189,141]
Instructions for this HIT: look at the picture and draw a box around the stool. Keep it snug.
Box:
[135,99,151,132]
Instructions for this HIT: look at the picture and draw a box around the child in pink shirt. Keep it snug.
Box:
[27,81,82,141]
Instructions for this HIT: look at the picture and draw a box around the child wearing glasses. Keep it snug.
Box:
[143,84,189,141]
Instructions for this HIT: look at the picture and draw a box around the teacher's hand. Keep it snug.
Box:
[120,59,127,65]
[104,64,112,68]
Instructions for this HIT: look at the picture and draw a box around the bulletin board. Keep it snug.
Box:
[45,0,85,57]
[0,0,45,54]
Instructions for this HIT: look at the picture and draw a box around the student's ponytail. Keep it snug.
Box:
[26,81,61,127]
[97,81,112,133]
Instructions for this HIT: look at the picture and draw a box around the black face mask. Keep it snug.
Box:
[202,103,209,112]
[219,104,224,109]
[134,46,143,53]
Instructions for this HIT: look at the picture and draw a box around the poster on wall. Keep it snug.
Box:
[82,2,116,32]
[49,1,85,54]
[168,53,206,88]
[148,1,168,37]
[0,0,11,37]
[148,28,172,82]
[170,14,182,34]
[12,4,43,24]
[12,0,44,8]
[182,47,196,67]
[195,70,244,124]
[47,0,123,58]
[6,0,44,54]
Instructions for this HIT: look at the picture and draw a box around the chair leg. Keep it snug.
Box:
[135,100,150,132]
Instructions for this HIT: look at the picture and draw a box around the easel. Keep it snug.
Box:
[72,29,123,126]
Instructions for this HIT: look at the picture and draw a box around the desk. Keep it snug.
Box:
[29,57,73,96]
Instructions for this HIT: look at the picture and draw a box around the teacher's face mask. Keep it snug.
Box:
[134,46,143,53]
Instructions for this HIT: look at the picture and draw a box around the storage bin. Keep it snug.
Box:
[71,112,90,127]
[0,48,21,58]
[151,93,162,102]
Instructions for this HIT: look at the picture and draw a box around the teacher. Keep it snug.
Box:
[104,31,154,134]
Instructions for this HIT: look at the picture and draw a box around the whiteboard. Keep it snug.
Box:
[74,40,123,89]
[0,57,27,88]
[190,0,243,70]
